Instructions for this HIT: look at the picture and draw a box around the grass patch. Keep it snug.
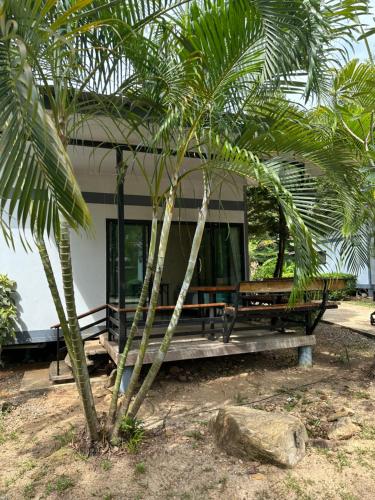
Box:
[284,474,313,500]
[135,462,146,474]
[354,447,375,470]
[316,448,351,471]
[339,492,359,500]
[46,474,74,495]
[0,420,5,445]
[119,416,144,454]
[23,483,36,499]
[53,424,76,449]
[335,450,350,471]
[101,459,112,472]
[0,415,18,445]
[20,459,37,473]
[185,430,204,441]
[353,390,370,400]
[360,424,375,440]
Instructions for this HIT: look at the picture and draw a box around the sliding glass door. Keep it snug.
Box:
[107,220,244,306]
[107,221,149,305]
[197,223,243,286]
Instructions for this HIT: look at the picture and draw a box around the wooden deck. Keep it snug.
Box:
[99,326,316,366]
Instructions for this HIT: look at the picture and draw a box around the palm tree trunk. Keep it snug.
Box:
[106,211,158,429]
[59,221,100,442]
[127,177,211,419]
[111,183,177,438]
[36,238,78,380]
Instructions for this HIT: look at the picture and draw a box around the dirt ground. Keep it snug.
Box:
[1,323,375,500]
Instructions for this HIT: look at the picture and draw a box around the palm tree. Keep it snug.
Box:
[306,60,375,274]
[109,0,370,429]
[0,0,194,443]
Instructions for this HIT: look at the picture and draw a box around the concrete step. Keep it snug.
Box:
[84,340,107,356]
[49,360,75,383]
[51,340,108,383]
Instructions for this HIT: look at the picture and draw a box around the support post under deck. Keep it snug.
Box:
[298,345,313,367]
[119,366,134,393]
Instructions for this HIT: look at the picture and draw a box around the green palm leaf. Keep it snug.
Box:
[0,21,91,240]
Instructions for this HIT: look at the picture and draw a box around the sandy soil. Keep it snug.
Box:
[1,323,375,500]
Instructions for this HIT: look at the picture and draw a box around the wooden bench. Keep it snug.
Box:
[223,277,346,343]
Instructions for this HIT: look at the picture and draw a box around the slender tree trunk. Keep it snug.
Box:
[106,211,158,429]
[127,177,211,419]
[36,238,78,380]
[273,204,287,279]
[59,221,100,441]
[111,182,177,438]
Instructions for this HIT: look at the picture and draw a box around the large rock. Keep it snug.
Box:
[210,406,308,468]
[327,417,360,440]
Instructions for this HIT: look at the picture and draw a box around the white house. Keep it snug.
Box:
[1,115,248,346]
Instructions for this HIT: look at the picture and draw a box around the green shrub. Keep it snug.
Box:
[252,257,295,280]
[0,274,17,348]
[318,272,357,300]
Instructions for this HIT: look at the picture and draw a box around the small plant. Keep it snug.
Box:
[9,430,19,441]
[0,415,5,445]
[284,474,312,500]
[234,392,246,404]
[46,474,74,494]
[135,462,146,474]
[284,396,298,411]
[20,459,37,473]
[0,274,17,358]
[353,390,370,400]
[101,459,112,471]
[119,416,144,453]
[23,483,36,499]
[185,430,204,441]
[218,476,228,491]
[360,425,375,440]
[335,450,350,471]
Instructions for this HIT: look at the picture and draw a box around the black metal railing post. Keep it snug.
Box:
[56,327,60,376]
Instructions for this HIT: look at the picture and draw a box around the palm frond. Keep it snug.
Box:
[0,15,91,240]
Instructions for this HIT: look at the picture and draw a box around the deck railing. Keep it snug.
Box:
[51,304,108,376]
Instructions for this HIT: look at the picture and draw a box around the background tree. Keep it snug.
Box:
[247,186,292,278]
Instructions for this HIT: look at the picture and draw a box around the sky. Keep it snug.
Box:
[351,1,375,60]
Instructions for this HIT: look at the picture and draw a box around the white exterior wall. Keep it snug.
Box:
[1,136,246,339]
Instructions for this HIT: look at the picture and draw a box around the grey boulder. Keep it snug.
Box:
[210,406,308,468]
